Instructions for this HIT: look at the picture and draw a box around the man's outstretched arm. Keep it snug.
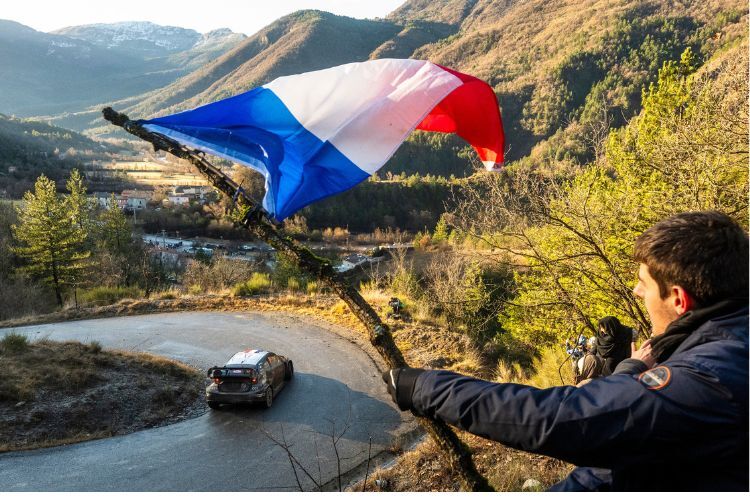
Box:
[383,364,731,468]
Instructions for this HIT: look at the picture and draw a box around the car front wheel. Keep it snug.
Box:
[263,387,273,408]
[208,401,221,410]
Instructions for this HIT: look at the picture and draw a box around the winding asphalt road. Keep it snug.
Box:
[0,311,414,491]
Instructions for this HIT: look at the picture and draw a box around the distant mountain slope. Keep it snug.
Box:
[54,22,245,71]
[0,20,155,116]
[165,29,247,71]
[124,11,402,119]
[51,11,405,132]
[53,21,201,57]
[0,20,245,117]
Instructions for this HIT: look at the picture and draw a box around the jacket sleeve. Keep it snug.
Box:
[410,363,738,468]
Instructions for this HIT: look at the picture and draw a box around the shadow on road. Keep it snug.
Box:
[204,372,402,446]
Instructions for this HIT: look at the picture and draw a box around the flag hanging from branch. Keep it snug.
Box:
[140,59,504,221]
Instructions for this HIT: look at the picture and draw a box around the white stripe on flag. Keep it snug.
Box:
[264,59,462,174]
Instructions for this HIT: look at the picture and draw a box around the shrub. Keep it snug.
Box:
[495,347,573,388]
[522,347,575,388]
[287,277,301,292]
[232,273,272,297]
[283,214,309,237]
[412,231,432,248]
[0,333,30,354]
[306,281,319,295]
[431,215,450,244]
[182,258,256,294]
[78,286,143,307]
[390,269,422,298]
[271,253,306,288]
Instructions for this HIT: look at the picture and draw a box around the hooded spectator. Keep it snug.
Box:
[595,316,633,375]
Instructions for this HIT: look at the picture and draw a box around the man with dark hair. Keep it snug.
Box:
[382,211,748,491]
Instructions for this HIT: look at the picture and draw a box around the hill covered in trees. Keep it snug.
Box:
[0,114,124,198]
[45,0,746,179]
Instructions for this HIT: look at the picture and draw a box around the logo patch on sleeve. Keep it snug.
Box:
[638,366,672,390]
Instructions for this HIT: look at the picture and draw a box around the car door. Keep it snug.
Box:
[268,354,284,390]
[258,358,272,389]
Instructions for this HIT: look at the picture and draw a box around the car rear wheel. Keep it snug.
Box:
[263,387,273,408]
[208,401,221,410]
[284,361,294,381]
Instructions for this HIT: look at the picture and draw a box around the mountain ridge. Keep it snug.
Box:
[0,19,245,117]
[52,21,202,55]
[4,0,747,176]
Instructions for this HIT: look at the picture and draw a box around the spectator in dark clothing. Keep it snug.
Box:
[382,211,748,491]
[595,316,634,375]
[388,297,403,315]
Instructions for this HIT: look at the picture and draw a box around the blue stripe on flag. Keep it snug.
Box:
[141,88,368,220]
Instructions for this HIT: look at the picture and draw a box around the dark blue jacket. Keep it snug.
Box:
[410,306,749,491]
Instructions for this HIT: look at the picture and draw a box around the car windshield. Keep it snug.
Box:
[225,350,266,366]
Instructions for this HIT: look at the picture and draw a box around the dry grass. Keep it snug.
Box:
[0,335,204,453]
[1,337,104,402]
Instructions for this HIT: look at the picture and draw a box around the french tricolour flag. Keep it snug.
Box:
[141,59,504,221]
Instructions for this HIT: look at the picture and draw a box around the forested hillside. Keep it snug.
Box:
[392,0,746,165]
[0,114,119,198]
[441,40,748,350]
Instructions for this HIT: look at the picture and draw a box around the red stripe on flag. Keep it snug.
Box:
[417,66,504,166]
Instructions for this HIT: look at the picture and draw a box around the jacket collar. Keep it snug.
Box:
[650,298,748,362]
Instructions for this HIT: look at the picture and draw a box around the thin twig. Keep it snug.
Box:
[281,425,303,492]
[363,436,373,492]
[261,425,321,491]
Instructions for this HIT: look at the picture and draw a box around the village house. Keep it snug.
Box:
[92,189,152,210]
[92,192,128,209]
[173,185,212,201]
[166,194,191,206]
[120,189,151,210]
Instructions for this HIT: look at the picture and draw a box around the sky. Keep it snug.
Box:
[1,1,407,35]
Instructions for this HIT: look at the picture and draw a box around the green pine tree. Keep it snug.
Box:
[432,215,450,244]
[99,194,132,255]
[12,174,90,306]
[65,169,92,233]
